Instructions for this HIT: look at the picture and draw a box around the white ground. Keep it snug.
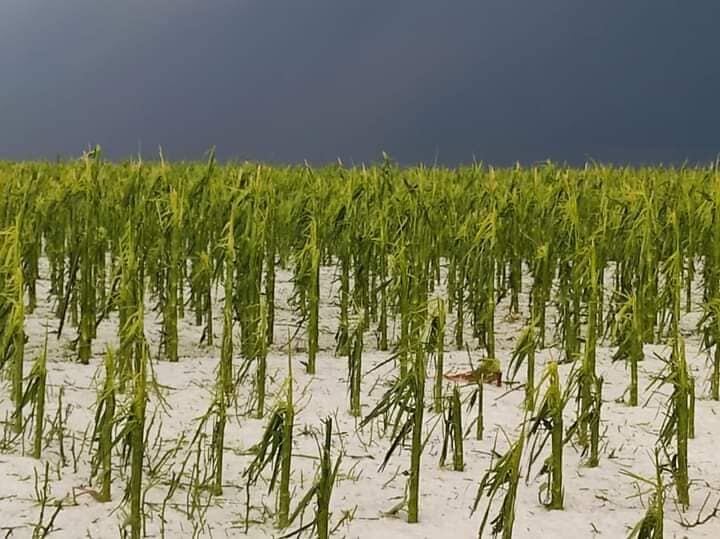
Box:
[2,260,720,538]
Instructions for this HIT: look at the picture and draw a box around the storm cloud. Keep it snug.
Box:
[1,0,719,165]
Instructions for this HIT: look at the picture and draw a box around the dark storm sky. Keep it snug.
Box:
[1,1,719,165]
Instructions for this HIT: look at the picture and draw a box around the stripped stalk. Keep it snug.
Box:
[440,385,464,471]
[90,347,116,501]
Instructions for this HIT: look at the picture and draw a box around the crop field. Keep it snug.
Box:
[2,151,720,538]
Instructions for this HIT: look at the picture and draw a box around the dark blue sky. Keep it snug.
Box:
[1,1,719,165]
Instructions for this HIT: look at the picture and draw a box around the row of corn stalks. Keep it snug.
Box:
[2,151,720,537]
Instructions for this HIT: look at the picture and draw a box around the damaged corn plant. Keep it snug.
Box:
[1,154,720,537]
